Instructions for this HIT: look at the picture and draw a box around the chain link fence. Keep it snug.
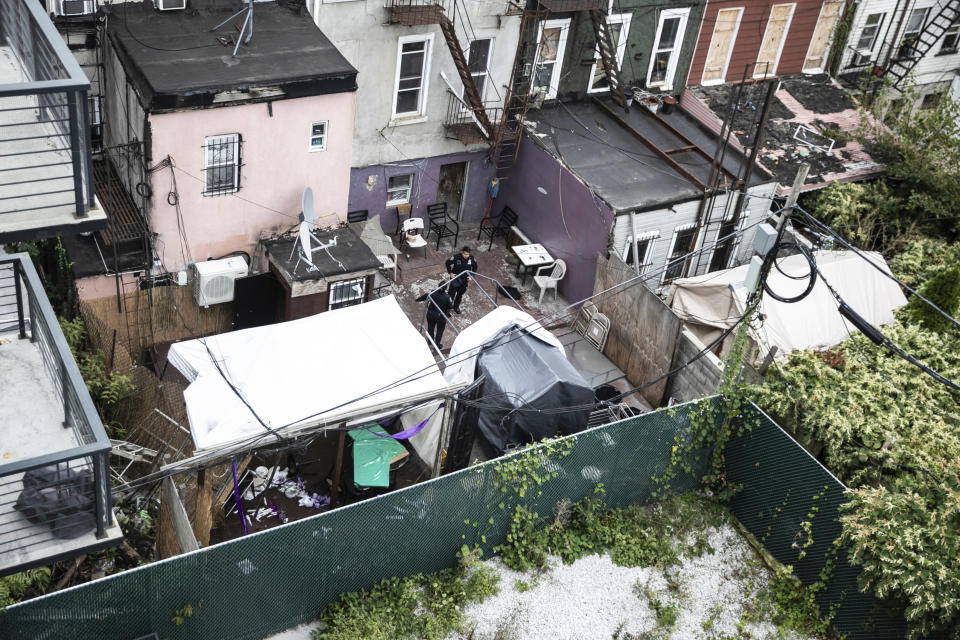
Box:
[0,399,909,640]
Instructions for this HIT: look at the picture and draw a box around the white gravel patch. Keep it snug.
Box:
[447,521,816,640]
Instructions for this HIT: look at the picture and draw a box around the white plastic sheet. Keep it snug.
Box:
[668,250,907,356]
[443,306,562,386]
[168,295,453,451]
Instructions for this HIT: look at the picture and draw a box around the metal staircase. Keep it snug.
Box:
[589,8,627,109]
[881,0,960,91]
[386,0,492,136]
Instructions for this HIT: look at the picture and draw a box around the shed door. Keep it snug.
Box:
[702,8,742,85]
[803,1,844,72]
[754,3,796,78]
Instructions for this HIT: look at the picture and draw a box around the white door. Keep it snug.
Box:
[803,1,844,72]
[754,3,796,78]
[702,8,743,85]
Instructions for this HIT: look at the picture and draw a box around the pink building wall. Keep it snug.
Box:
[147,92,355,271]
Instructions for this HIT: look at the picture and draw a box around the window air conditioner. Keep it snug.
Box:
[853,49,874,66]
[156,0,187,11]
[60,0,94,16]
[191,256,248,307]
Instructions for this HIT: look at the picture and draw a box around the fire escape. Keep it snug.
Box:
[878,0,960,91]
[385,0,626,180]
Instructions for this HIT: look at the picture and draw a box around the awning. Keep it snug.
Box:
[668,250,908,356]
[168,295,455,452]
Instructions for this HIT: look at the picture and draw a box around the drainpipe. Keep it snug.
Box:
[629,211,640,275]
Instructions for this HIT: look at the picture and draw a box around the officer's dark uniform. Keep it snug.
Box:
[416,286,453,348]
[445,250,477,312]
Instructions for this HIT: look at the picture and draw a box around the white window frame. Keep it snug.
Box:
[853,12,886,64]
[463,38,494,105]
[203,133,240,196]
[753,3,796,78]
[621,230,658,274]
[392,34,434,121]
[700,7,744,86]
[533,18,571,100]
[709,217,741,272]
[58,0,95,16]
[940,21,960,53]
[897,7,929,59]
[386,173,414,207]
[329,277,367,310]
[646,8,691,90]
[587,13,632,94]
[662,223,698,284]
[308,120,328,152]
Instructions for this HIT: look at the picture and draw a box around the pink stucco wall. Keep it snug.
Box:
[76,274,119,302]
[148,92,355,271]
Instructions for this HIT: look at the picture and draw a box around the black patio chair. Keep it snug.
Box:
[427,202,459,251]
[476,205,518,250]
[347,210,369,224]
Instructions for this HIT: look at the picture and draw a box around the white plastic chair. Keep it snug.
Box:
[401,217,428,260]
[533,259,566,305]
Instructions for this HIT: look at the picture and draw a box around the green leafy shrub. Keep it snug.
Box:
[313,550,500,640]
[0,568,51,607]
[906,267,960,333]
[59,317,136,435]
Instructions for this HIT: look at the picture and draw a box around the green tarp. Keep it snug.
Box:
[348,426,408,487]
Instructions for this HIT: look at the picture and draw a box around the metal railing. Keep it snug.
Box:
[443,91,502,145]
[0,0,94,229]
[383,0,448,25]
[0,254,111,552]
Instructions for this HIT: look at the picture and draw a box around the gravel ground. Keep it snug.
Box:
[446,522,816,640]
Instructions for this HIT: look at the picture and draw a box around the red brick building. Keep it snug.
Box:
[687,0,845,85]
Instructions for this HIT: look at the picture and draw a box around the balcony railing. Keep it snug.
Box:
[0,0,105,243]
[443,91,501,146]
[0,253,119,576]
[384,0,448,26]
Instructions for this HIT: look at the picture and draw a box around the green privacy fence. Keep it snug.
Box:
[0,400,709,640]
[0,400,907,640]
[726,403,908,640]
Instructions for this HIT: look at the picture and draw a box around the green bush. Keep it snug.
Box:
[0,569,51,608]
[907,267,960,333]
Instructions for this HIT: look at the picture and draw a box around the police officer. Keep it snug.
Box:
[416,277,453,349]
[445,246,477,314]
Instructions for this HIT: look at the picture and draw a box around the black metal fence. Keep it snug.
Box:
[0,0,94,239]
[0,254,112,573]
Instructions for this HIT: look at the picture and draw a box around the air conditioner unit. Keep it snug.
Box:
[155,0,187,11]
[60,0,95,16]
[191,256,248,307]
[853,48,874,66]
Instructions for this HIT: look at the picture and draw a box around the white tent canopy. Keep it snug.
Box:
[168,295,455,453]
[443,305,562,387]
[667,250,908,356]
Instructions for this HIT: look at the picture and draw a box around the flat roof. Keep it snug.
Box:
[106,1,357,111]
[689,74,884,192]
[265,226,382,283]
[525,98,773,213]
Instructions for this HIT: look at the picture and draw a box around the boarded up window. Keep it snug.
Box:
[702,8,742,84]
[754,3,795,78]
[803,1,844,72]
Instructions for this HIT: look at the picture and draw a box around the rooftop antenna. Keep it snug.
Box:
[210,0,254,58]
[289,187,346,273]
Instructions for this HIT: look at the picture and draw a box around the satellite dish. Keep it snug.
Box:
[302,187,314,226]
[289,221,346,274]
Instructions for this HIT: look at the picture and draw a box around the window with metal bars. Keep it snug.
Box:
[329,277,366,310]
[203,134,241,196]
[663,225,697,282]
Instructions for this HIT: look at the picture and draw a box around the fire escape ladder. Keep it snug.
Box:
[491,8,545,177]
[589,8,627,109]
[438,15,494,136]
[883,0,960,90]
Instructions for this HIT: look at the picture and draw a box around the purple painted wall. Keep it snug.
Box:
[496,137,615,304]
[348,149,494,233]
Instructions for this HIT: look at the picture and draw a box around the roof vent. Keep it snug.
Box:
[155,0,187,11]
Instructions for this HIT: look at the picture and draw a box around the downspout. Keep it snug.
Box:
[629,210,640,275]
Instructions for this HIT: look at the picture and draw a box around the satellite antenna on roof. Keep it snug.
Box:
[300,186,314,226]
[210,0,255,58]
[289,186,346,273]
